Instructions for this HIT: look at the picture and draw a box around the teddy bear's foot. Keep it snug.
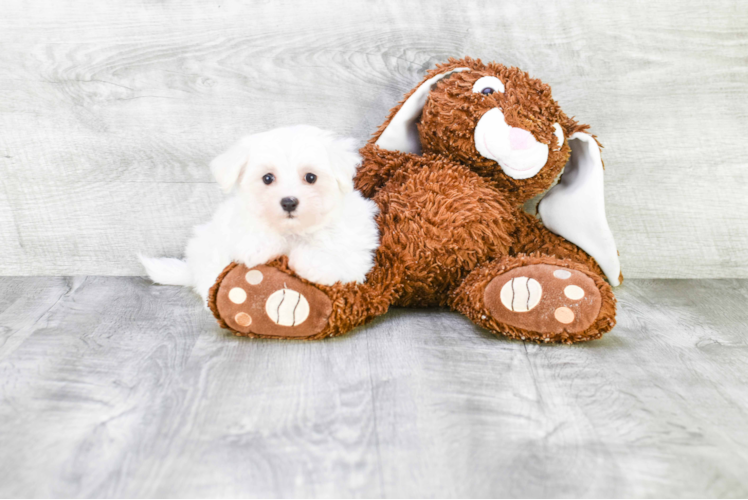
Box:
[208,263,332,339]
[452,256,616,343]
[485,264,601,335]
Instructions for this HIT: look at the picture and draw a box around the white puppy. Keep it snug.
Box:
[141,125,379,302]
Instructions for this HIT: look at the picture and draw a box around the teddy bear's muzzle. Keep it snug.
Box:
[474,107,550,180]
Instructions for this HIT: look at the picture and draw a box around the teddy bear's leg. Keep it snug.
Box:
[511,210,623,284]
[450,255,616,343]
[207,258,398,340]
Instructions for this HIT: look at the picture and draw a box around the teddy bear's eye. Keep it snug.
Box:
[472,76,505,95]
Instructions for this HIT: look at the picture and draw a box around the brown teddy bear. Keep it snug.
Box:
[208,57,622,344]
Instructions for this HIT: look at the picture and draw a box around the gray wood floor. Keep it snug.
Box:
[1,278,747,497]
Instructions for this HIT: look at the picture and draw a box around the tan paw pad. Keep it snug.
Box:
[265,289,310,326]
[228,287,247,304]
[245,269,263,285]
[499,277,542,312]
[235,312,252,327]
[553,269,572,279]
[564,285,584,300]
[554,307,575,324]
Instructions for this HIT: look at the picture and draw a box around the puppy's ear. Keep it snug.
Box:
[210,139,251,193]
[327,137,361,194]
[538,132,621,286]
[375,67,469,155]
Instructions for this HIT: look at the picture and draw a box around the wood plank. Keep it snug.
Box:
[0,277,747,497]
[0,1,747,277]
[0,277,73,361]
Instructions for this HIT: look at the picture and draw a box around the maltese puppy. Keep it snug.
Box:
[141,125,379,302]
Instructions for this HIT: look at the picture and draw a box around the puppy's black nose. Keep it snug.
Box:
[280,197,299,213]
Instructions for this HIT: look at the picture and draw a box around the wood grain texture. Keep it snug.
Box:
[0,276,747,497]
[0,0,747,277]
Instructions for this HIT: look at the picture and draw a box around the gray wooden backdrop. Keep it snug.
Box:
[1,0,746,278]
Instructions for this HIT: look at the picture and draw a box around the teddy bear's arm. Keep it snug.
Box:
[354,143,419,198]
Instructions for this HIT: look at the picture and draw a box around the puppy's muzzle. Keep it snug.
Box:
[281,197,299,213]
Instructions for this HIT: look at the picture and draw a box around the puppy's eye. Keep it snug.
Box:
[305,173,317,184]
[472,76,505,95]
[262,173,274,185]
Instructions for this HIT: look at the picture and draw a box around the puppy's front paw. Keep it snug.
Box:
[209,264,332,339]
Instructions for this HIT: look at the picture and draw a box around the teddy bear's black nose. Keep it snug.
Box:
[280,197,299,213]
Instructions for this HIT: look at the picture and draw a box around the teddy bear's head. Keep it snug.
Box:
[371,58,621,285]
[371,57,591,204]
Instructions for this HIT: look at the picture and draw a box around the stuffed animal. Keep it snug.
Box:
[208,57,621,343]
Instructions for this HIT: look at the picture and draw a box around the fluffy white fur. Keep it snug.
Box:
[141,125,380,302]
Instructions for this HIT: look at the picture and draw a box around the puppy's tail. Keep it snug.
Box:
[139,255,193,287]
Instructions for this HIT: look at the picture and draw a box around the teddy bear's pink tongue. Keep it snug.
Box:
[508,127,533,150]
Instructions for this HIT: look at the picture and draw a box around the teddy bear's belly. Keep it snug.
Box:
[373,160,516,307]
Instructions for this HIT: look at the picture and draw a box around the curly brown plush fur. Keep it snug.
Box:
[209,57,620,344]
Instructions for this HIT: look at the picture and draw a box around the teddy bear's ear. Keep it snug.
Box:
[538,132,621,286]
[375,68,469,155]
